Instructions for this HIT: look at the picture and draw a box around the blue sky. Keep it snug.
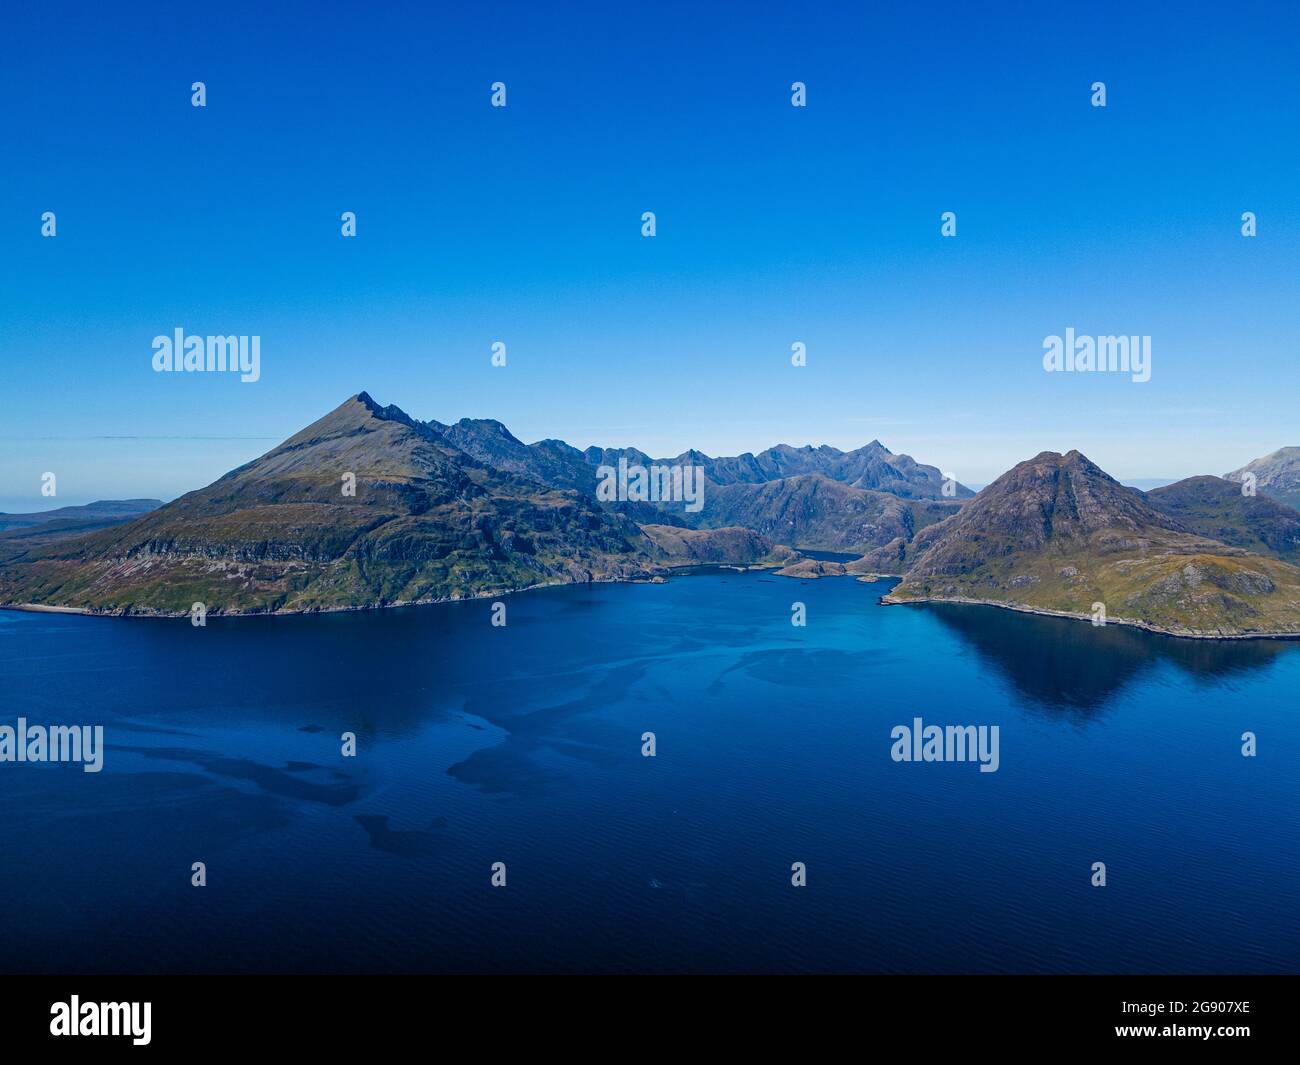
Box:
[2,0,1297,509]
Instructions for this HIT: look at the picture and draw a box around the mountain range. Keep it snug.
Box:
[0,395,795,615]
[436,416,974,500]
[2,393,1298,637]
[433,416,969,551]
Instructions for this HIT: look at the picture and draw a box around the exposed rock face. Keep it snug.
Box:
[437,420,968,552]
[1147,475,1300,564]
[437,420,972,501]
[688,475,960,553]
[885,451,1300,637]
[638,525,797,566]
[433,418,594,493]
[687,440,974,499]
[1225,447,1300,511]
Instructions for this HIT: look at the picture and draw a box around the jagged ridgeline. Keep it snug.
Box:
[435,414,971,551]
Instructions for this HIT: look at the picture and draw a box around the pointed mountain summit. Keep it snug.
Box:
[885,450,1300,637]
[0,395,677,614]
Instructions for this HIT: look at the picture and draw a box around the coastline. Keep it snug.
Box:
[879,591,1300,642]
[0,559,791,621]
[10,568,1298,642]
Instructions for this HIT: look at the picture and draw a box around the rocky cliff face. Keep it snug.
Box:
[433,418,594,493]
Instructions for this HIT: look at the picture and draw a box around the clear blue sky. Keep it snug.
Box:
[2,0,1297,509]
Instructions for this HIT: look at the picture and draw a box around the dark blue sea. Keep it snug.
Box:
[1,571,1296,973]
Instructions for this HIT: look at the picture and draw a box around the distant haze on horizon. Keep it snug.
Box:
[2,2,1296,510]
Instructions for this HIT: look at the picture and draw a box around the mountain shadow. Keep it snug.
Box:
[924,600,1294,717]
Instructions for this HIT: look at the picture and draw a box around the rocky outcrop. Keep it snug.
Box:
[638,525,797,566]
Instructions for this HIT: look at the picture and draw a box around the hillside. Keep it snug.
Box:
[1147,476,1300,564]
[0,395,809,615]
[639,524,797,566]
[693,475,959,553]
[884,451,1300,637]
[0,396,655,614]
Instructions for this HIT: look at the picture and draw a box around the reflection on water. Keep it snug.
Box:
[923,601,1296,717]
[1,571,1298,975]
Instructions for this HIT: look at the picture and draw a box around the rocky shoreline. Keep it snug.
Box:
[11,563,1299,641]
[0,558,794,620]
[879,591,1300,641]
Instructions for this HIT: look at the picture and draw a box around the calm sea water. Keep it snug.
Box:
[1,571,1296,974]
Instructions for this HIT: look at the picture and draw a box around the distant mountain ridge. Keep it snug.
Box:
[438,416,974,501]
[0,499,161,532]
[1225,447,1300,511]
[433,417,969,554]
